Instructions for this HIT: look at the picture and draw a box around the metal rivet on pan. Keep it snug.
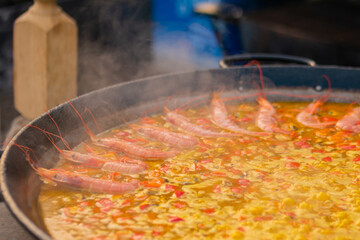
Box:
[314,85,322,91]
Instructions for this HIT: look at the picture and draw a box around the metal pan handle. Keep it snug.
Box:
[219,53,316,68]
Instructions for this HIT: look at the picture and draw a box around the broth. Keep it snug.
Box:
[39,101,360,240]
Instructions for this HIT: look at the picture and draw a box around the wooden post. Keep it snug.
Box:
[13,0,78,120]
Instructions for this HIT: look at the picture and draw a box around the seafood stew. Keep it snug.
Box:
[2,66,360,240]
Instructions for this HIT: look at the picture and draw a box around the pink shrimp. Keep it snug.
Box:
[256,96,292,134]
[68,101,180,160]
[94,138,180,160]
[165,110,241,138]
[135,125,199,149]
[296,75,336,129]
[296,99,336,129]
[62,151,148,174]
[28,122,149,174]
[336,107,360,133]
[13,142,139,194]
[211,93,270,137]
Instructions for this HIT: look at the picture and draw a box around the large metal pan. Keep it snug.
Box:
[2,64,360,239]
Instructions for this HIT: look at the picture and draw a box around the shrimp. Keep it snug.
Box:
[62,151,148,174]
[165,109,241,138]
[28,123,149,174]
[296,75,336,129]
[211,93,270,137]
[68,101,180,160]
[135,125,199,149]
[336,107,360,133]
[256,96,292,134]
[13,142,139,194]
[296,99,336,129]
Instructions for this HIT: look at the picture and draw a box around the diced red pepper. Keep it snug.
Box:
[140,178,164,188]
[172,201,187,209]
[354,156,360,162]
[294,140,311,148]
[175,190,185,198]
[212,172,226,176]
[285,162,300,169]
[340,145,356,150]
[159,164,170,173]
[78,201,92,207]
[322,156,332,162]
[132,232,145,240]
[97,198,114,207]
[311,149,326,153]
[237,227,246,232]
[237,179,250,186]
[254,216,273,221]
[231,187,244,194]
[122,199,131,206]
[213,185,221,193]
[139,204,150,210]
[152,231,163,237]
[202,208,215,214]
[200,159,214,164]
[165,184,177,191]
[169,216,184,222]
[194,163,206,171]
[232,150,242,156]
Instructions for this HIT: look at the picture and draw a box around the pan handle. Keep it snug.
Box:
[219,53,316,68]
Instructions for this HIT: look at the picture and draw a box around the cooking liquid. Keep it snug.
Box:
[39,102,360,239]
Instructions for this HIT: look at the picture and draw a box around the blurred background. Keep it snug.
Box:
[0,0,360,142]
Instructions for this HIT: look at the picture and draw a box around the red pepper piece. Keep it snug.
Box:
[254,216,273,221]
[322,156,332,162]
[231,187,244,194]
[169,216,184,222]
[237,179,250,186]
[202,208,215,214]
[285,162,300,169]
[172,201,187,209]
[139,204,150,210]
[132,233,145,240]
[165,184,177,191]
[294,140,311,148]
[97,198,114,207]
[340,145,356,150]
[354,156,360,162]
[175,190,185,198]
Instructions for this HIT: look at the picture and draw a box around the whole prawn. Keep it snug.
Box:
[165,109,241,138]
[211,93,270,137]
[68,101,180,160]
[13,142,140,194]
[135,125,199,149]
[256,96,292,134]
[296,75,336,129]
[28,122,149,175]
[336,107,360,133]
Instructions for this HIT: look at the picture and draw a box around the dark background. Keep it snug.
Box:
[1,0,360,142]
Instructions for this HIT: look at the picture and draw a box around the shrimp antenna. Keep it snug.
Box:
[11,140,40,171]
[83,107,101,132]
[26,125,71,151]
[68,100,97,141]
[244,60,265,98]
[320,74,332,102]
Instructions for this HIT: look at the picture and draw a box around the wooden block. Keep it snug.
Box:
[13,0,78,120]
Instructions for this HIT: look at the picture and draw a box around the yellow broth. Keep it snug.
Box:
[39,102,360,240]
